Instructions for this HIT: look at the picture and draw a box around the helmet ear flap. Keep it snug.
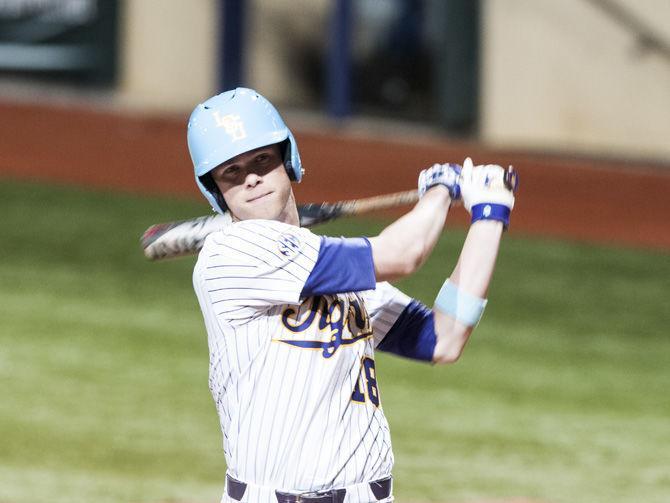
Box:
[279,139,296,181]
[199,172,217,192]
[199,173,228,212]
[212,190,227,212]
[282,134,303,182]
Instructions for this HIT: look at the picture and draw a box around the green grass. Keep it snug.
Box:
[0,179,668,503]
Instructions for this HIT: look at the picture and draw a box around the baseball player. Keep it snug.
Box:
[187,88,515,503]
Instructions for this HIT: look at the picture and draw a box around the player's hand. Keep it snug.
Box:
[418,163,462,201]
[460,157,518,228]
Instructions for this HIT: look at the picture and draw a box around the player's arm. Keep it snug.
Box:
[431,220,503,363]
[373,222,503,364]
[368,164,460,281]
[373,160,515,364]
[300,164,460,299]
[430,160,515,364]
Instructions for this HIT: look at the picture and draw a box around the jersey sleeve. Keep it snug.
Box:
[193,220,322,323]
[300,235,376,297]
[361,282,437,363]
[360,282,413,347]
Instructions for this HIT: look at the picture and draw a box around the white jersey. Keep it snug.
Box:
[192,219,412,495]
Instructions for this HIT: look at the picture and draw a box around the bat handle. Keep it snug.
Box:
[504,166,519,192]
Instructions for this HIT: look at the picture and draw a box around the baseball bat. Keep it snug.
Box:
[141,189,419,261]
[141,166,518,261]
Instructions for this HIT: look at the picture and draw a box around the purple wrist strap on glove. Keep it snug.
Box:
[420,163,461,200]
[450,182,462,201]
[443,163,462,200]
[471,203,511,229]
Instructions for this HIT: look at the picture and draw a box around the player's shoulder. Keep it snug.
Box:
[228,218,302,237]
[221,219,317,247]
[197,219,321,267]
[199,219,288,248]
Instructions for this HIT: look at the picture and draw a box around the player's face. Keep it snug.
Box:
[211,144,297,224]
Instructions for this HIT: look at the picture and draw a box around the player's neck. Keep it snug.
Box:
[277,191,300,226]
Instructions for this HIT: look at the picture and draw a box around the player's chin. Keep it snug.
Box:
[241,195,282,220]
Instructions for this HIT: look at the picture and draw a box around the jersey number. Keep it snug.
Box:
[351,357,380,407]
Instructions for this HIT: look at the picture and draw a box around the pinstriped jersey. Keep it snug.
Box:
[192,219,412,493]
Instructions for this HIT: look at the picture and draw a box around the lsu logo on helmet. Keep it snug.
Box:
[212,111,247,141]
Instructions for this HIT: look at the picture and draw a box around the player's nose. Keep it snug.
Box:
[245,171,262,187]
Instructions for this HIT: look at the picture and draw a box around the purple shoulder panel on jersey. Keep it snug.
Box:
[300,236,376,297]
[376,299,436,362]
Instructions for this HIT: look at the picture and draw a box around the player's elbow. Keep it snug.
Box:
[432,344,464,365]
[431,324,471,365]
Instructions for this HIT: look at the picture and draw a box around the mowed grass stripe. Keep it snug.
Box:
[0,179,668,503]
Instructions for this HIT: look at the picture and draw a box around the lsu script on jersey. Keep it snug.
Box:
[192,219,420,498]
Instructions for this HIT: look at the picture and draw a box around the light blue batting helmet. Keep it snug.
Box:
[187,87,303,214]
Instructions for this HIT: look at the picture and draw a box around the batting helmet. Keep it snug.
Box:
[187,87,303,214]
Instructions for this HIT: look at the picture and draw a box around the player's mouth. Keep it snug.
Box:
[247,191,273,203]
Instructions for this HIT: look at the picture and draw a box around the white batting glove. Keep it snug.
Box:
[460,157,517,229]
[418,163,462,201]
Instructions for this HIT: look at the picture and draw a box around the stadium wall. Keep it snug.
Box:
[0,100,668,250]
[115,0,670,161]
[482,0,670,160]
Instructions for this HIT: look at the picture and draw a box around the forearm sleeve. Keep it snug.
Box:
[376,299,437,362]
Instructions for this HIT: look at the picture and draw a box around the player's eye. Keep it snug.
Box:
[256,153,270,164]
[214,165,240,181]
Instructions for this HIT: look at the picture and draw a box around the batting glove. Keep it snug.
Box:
[460,157,517,229]
[418,163,462,200]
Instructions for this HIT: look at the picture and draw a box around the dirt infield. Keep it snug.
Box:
[2,100,669,250]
